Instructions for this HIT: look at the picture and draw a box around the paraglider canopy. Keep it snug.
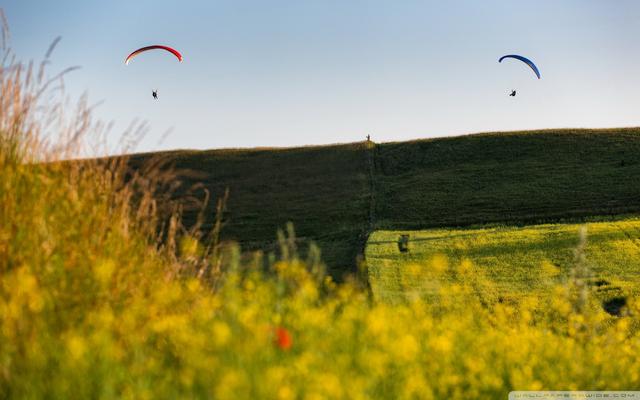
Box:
[499,55,540,79]
[125,45,183,65]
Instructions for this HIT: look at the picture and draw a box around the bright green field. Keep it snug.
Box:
[366,218,640,304]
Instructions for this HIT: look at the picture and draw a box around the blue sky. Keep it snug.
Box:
[4,1,640,153]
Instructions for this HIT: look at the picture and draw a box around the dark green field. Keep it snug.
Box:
[129,143,372,276]
[130,128,640,277]
[374,128,640,229]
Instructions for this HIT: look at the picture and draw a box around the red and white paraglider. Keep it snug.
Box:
[125,45,183,65]
[125,45,183,99]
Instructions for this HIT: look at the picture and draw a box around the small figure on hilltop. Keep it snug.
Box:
[366,134,371,142]
[152,89,158,100]
[509,89,516,97]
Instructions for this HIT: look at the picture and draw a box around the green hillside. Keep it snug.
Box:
[130,128,640,277]
[374,128,640,228]
[366,218,640,304]
[129,143,372,277]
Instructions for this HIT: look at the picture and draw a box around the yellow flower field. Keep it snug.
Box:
[367,221,640,304]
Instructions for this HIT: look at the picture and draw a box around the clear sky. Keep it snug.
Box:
[4,1,640,153]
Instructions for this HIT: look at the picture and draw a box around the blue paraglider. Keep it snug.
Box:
[499,55,541,79]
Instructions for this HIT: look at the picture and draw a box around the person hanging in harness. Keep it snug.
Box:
[509,89,516,97]
[152,89,158,100]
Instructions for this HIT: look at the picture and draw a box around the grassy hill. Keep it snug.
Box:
[130,128,640,277]
[374,128,640,229]
[128,143,372,277]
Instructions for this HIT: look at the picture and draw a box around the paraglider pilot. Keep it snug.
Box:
[152,90,158,100]
[509,90,516,97]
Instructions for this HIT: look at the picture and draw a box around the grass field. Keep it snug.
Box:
[128,144,372,277]
[373,128,640,229]
[132,128,640,276]
[366,217,640,304]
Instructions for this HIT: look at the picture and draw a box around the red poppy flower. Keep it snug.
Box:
[274,327,292,350]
